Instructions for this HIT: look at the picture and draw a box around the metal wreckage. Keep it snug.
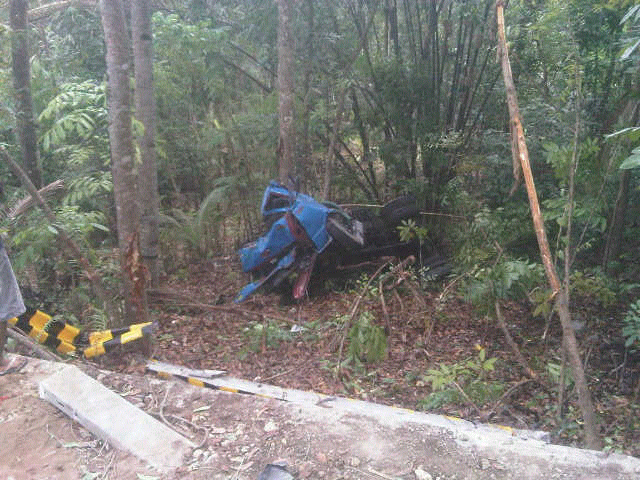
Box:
[235,181,449,302]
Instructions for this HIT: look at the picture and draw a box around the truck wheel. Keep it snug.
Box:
[381,195,419,225]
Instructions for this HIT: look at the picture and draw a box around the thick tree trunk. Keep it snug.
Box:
[277,0,295,184]
[10,0,42,189]
[132,0,160,287]
[496,0,601,450]
[100,0,146,326]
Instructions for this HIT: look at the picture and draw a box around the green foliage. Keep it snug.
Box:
[546,360,575,387]
[38,80,113,215]
[423,347,497,392]
[622,299,640,350]
[9,206,108,273]
[153,12,276,199]
[39,81,106,151]
[346,311,387,365]
[618,146,640,170]
[397,218,428,244]
[159,177,236,269]
[420,347,502,409]
[464,258,544,313]
[351,273,381,300]
[243,320,292,352]
[4,204,112,323]
[570,271,616,308]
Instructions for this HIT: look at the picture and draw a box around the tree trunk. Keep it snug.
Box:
[10,0,42,189]
[602,65,640,270]
[300,0,314,191]
[277,0,295,184]
[496,0,601,450]
[132,0,160,287]
[603,169,630,271]
[100,0,147,326]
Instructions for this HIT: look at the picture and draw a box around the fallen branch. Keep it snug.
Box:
[147,291,301,325]
[494,300,537,379]
[8,325,61,362]
[484,378,536,422]
[5,179,65,220]
[451,380,483,417]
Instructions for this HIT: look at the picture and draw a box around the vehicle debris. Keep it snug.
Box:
[236,181,443,302]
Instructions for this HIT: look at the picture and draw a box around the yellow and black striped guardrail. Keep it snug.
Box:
[8,308,153,359]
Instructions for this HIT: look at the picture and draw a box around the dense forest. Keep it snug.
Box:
[0,0,639,453]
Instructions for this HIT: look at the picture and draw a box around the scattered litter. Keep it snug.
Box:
[0,357,27,376]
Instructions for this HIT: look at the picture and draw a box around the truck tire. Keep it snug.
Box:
[381,195,419,225]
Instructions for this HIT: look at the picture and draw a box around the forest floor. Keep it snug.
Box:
[101,254,640,458]
[3,255,640,479]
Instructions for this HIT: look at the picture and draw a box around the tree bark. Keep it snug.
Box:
[100,0,146,326]
[496,0,601,450]
[132,0,160,287]
[277,0,295,184]
[10,0,42,189]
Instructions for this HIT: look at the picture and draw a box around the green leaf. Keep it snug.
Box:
[619,153,640,170]
[621,38,640,61]
[621,5,640,25]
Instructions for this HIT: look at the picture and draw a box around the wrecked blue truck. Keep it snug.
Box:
[235,181,445,302]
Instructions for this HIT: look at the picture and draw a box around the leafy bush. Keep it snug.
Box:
[420,347,502,409]
[570,271,616,308]
[423,346,497,391]
[347,311,387,364]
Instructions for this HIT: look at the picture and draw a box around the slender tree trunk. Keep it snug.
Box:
[300,0,314,190]
[322,87,348,200]
[132,0,160,287]
[603,69,640,270]
[603,170,630,270]
[277,0,295,184]
[10,0,42,189]
[496,0,601,450]
[100,0,147,326]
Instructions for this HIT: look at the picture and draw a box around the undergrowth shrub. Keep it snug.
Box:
[346,311,387,365]
[419,347,503,410]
